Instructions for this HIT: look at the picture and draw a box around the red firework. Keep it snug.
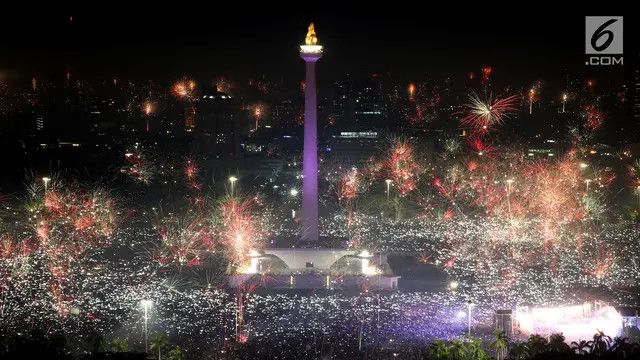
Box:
[385,139,420,195]
[584,104,605,130]
[467,136,495,156]
[481,66,492,84]
[184,158,201,191]
[217,196,264,266]
[156,211,212,267]
[337,168,359,202]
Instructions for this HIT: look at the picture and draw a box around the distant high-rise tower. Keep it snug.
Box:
[299,23,323,243]
[184,106,196,132]
[494,309,513,338]
[634,56,640,121]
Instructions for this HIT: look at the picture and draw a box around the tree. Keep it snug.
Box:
[167,345,185,360]
[466,337,490,360]
[428,340,449,360]
[526,334,549,357]
[590,330,612,355]
[150,334,170,360]
[109,339,128,353]
[548,333,570,353]
[88,331,109,353]
[2,330,72,360]
[611,337,634,358]
[570,340,591,355]
[448,340,467,360]
[509,341,529,360]
[488,330,509,360]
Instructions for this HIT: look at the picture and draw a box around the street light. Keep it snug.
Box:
[229,176,238,195]
[385,179,392,200]
[562,93,568,113]
[466,301,474,337]
[289,189,298,219]
[141,299,153,353]
[42,177,51,192]
[584,179,593,213]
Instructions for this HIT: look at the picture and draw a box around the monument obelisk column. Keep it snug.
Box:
[299,23,323,243]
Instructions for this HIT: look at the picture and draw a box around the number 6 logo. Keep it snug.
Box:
[591,19,617,52]
[585,16,623,55]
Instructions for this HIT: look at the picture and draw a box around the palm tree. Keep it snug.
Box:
[88,332,109,353]
[428,340,449,360]
[466,337,490,360]
[109,339,128,353]
[150,334,170,360]
[448,340,467,360]
[489,330,509,360]
[510,341,529,360]
[548,333,570,353]
[611,337,634,358]
[591,330,612,355]
[570,340,591,355]
[167,345,185,360]
[526,334,549,357]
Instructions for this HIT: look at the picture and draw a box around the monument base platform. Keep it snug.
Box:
[230,248,400,290]
[229,273,400,290]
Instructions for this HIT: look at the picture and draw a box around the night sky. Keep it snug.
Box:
[2,9,638,84]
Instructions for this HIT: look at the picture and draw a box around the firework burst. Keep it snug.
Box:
[214,195,267,268]
[154,209,213,267]
[583,104,605,130]
[467,136,496,156]
[460,92,519,135]
[385,138,421,196]
[2,178,120,315]
[172,77,197,101]
[121,149,155,184]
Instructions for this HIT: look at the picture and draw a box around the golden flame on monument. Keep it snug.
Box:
[305,23,318,45]
[300,22,322,55]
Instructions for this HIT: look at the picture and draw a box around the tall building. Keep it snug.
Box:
[333,74,352,120]
[198,88,239,158]
[272,99,297,128]
[35,115,45,132]
[495,310,513,338]
[634,55,640,121]
[299,23,323,244]
[184,105,196,132]
[353,75,386,127]
[332,74,387,128]
[326,130,381,167]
